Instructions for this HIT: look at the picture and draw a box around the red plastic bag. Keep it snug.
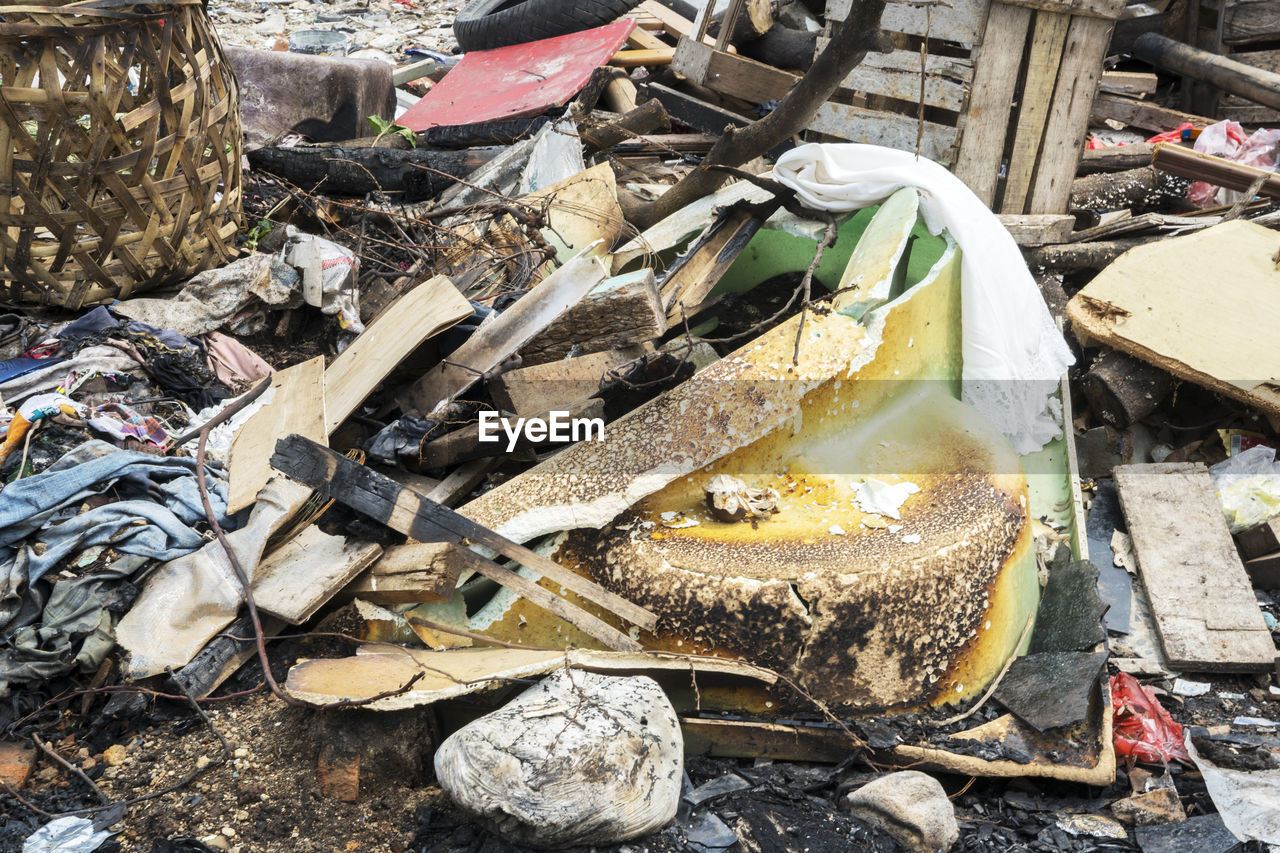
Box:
[1146,123,1197,145]
[1111,673,1189,764]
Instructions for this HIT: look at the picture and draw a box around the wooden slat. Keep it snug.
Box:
[638,0,728,49]
[228,357,327,514]
[1114,463,1275,672]
[1028,10,1131,214]
[952,3,1034,205]
[1090,93,1214,133]
[827,0,987,43]
[270,435,660,638]
[808,102,960,164]
[999,0,1127,19]
[1000,11,1072,214]
[660,203,775,322]
[839,48,973,112]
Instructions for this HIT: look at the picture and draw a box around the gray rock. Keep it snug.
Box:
[843,771,959,852]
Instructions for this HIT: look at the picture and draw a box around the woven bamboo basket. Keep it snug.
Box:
[0,0,242,309]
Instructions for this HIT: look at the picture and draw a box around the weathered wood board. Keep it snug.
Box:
[253,527,383,624]
[1223,0,1280,45]
[1066,221,1280,418]
[228,357,327,514]
[808,103,960,164]
[521,269,665,364]
[826,0,987,43]
[1114,462,1275,672]
[323,275,471,435]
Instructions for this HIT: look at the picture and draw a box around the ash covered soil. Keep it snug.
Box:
[207,0,462,64]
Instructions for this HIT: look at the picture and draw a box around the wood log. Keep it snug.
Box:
[1081,349,1175,427]
[246,145,502,200]
[1070,165,1189,212]
[1078,143,1158,175]
[417,117,550,149]
[1134,32,1280,111]
[522,269,665,364]
[580,100,672,153]
[1152,143,1280,200]
[1025,238,1155,271]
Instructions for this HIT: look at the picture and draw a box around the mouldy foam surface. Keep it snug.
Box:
[452,188,1039,712]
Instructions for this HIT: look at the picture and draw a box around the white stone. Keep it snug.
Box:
[435,669,682,848]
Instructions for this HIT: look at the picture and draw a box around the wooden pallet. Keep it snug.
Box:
[669,0,1124,213]
[952,0,1126,214]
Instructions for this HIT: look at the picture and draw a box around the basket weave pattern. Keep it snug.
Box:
[0,0,242,308]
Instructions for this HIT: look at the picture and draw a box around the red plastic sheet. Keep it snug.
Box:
[1111,672,1189,764]
[399,20,636,130]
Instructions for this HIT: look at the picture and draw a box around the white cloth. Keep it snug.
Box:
[772,143,1074,454]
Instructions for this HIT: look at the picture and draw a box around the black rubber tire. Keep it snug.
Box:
[453,0,646,52]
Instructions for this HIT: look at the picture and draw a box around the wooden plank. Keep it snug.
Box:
[1028,11,1127,214]
[1113,463,1275,671]
[828,0,987,42]
[626,26,670,51]
[997,213,1076,246]
[1065,220,1280,421]
[1001,11,1072,214]
[999,0,1126,20]
[398,254,608,417]
[427,457,500,508]
[839,48,973,112]
[341,541,463,605]
[671,37,798,104]
[270,434,659,636]
[523,268,665,363]
[1099,70,1159,96]
[642,81,752,136]
[660,202,776,322]
[952,3,1034,205]
[1223,0,1280,45]
[253,527,384,624]
[323,276,471,435]
[1090,92,1215,132]
[491,346,648,417]
[228,357,327,514]
[808,102,960,164]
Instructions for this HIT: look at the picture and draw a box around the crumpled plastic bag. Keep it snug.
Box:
[1187,120,1280,208]
[283,226,363,336]
[23,817,113,853]
[1209,444,1280,533]
[1111,672,1188,764]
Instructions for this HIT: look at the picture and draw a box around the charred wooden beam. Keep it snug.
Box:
[246,145,502,200]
